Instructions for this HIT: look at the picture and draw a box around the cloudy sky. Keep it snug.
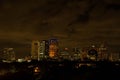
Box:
[0,0,120,57]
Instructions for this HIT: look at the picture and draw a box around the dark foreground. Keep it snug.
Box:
[0,60,120,80]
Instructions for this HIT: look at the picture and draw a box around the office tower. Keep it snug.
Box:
[72,47,81,60]
[31,40,40,60]
[112,53,120,61]
[108,53,113,61]
[88,48,98,61]
[38,40,49,60]
[72,47,81,54]
[59,48,70,60]
[80,48,89,61]
[3,48,15,61]
[98,43,108,60]
[87,45,98,61]
[49,38,59,58]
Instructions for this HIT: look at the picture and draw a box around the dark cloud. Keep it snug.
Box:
[0,0,120,57]
[106,4,120,10]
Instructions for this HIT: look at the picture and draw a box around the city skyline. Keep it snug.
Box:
[0,0,120,57]
[0,39,119,59]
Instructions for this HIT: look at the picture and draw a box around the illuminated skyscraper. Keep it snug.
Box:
[49,39,59,58]
[31,40,40,60]
[3,48,15,61]
[87,45,98,61]
[59,48,71,60]
[88,49,98,61]
[80,49,88,61]
[98,43,108,60]
[38,40,49,60]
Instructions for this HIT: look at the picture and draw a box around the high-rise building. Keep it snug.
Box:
[112,52,120,61]
[72,47,81,60]
[72,47,81,54]
[88,49,98,61]
[44,40,49,57]
[31,40,40,60]
[80,49,88,61]
[49,38,59,58]
[98,43,108,60]
[38,40,49,60]
[59,48,71,60]
[2,48,15,61]
[87,45,98,61]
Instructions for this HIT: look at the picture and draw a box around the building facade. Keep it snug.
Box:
[2,48,15,61]
[31,40,40,60]
[49,39,59,58]
[38,40,49,60]
[98,43,108,60]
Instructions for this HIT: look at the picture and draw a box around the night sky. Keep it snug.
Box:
[0,0,120,58]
